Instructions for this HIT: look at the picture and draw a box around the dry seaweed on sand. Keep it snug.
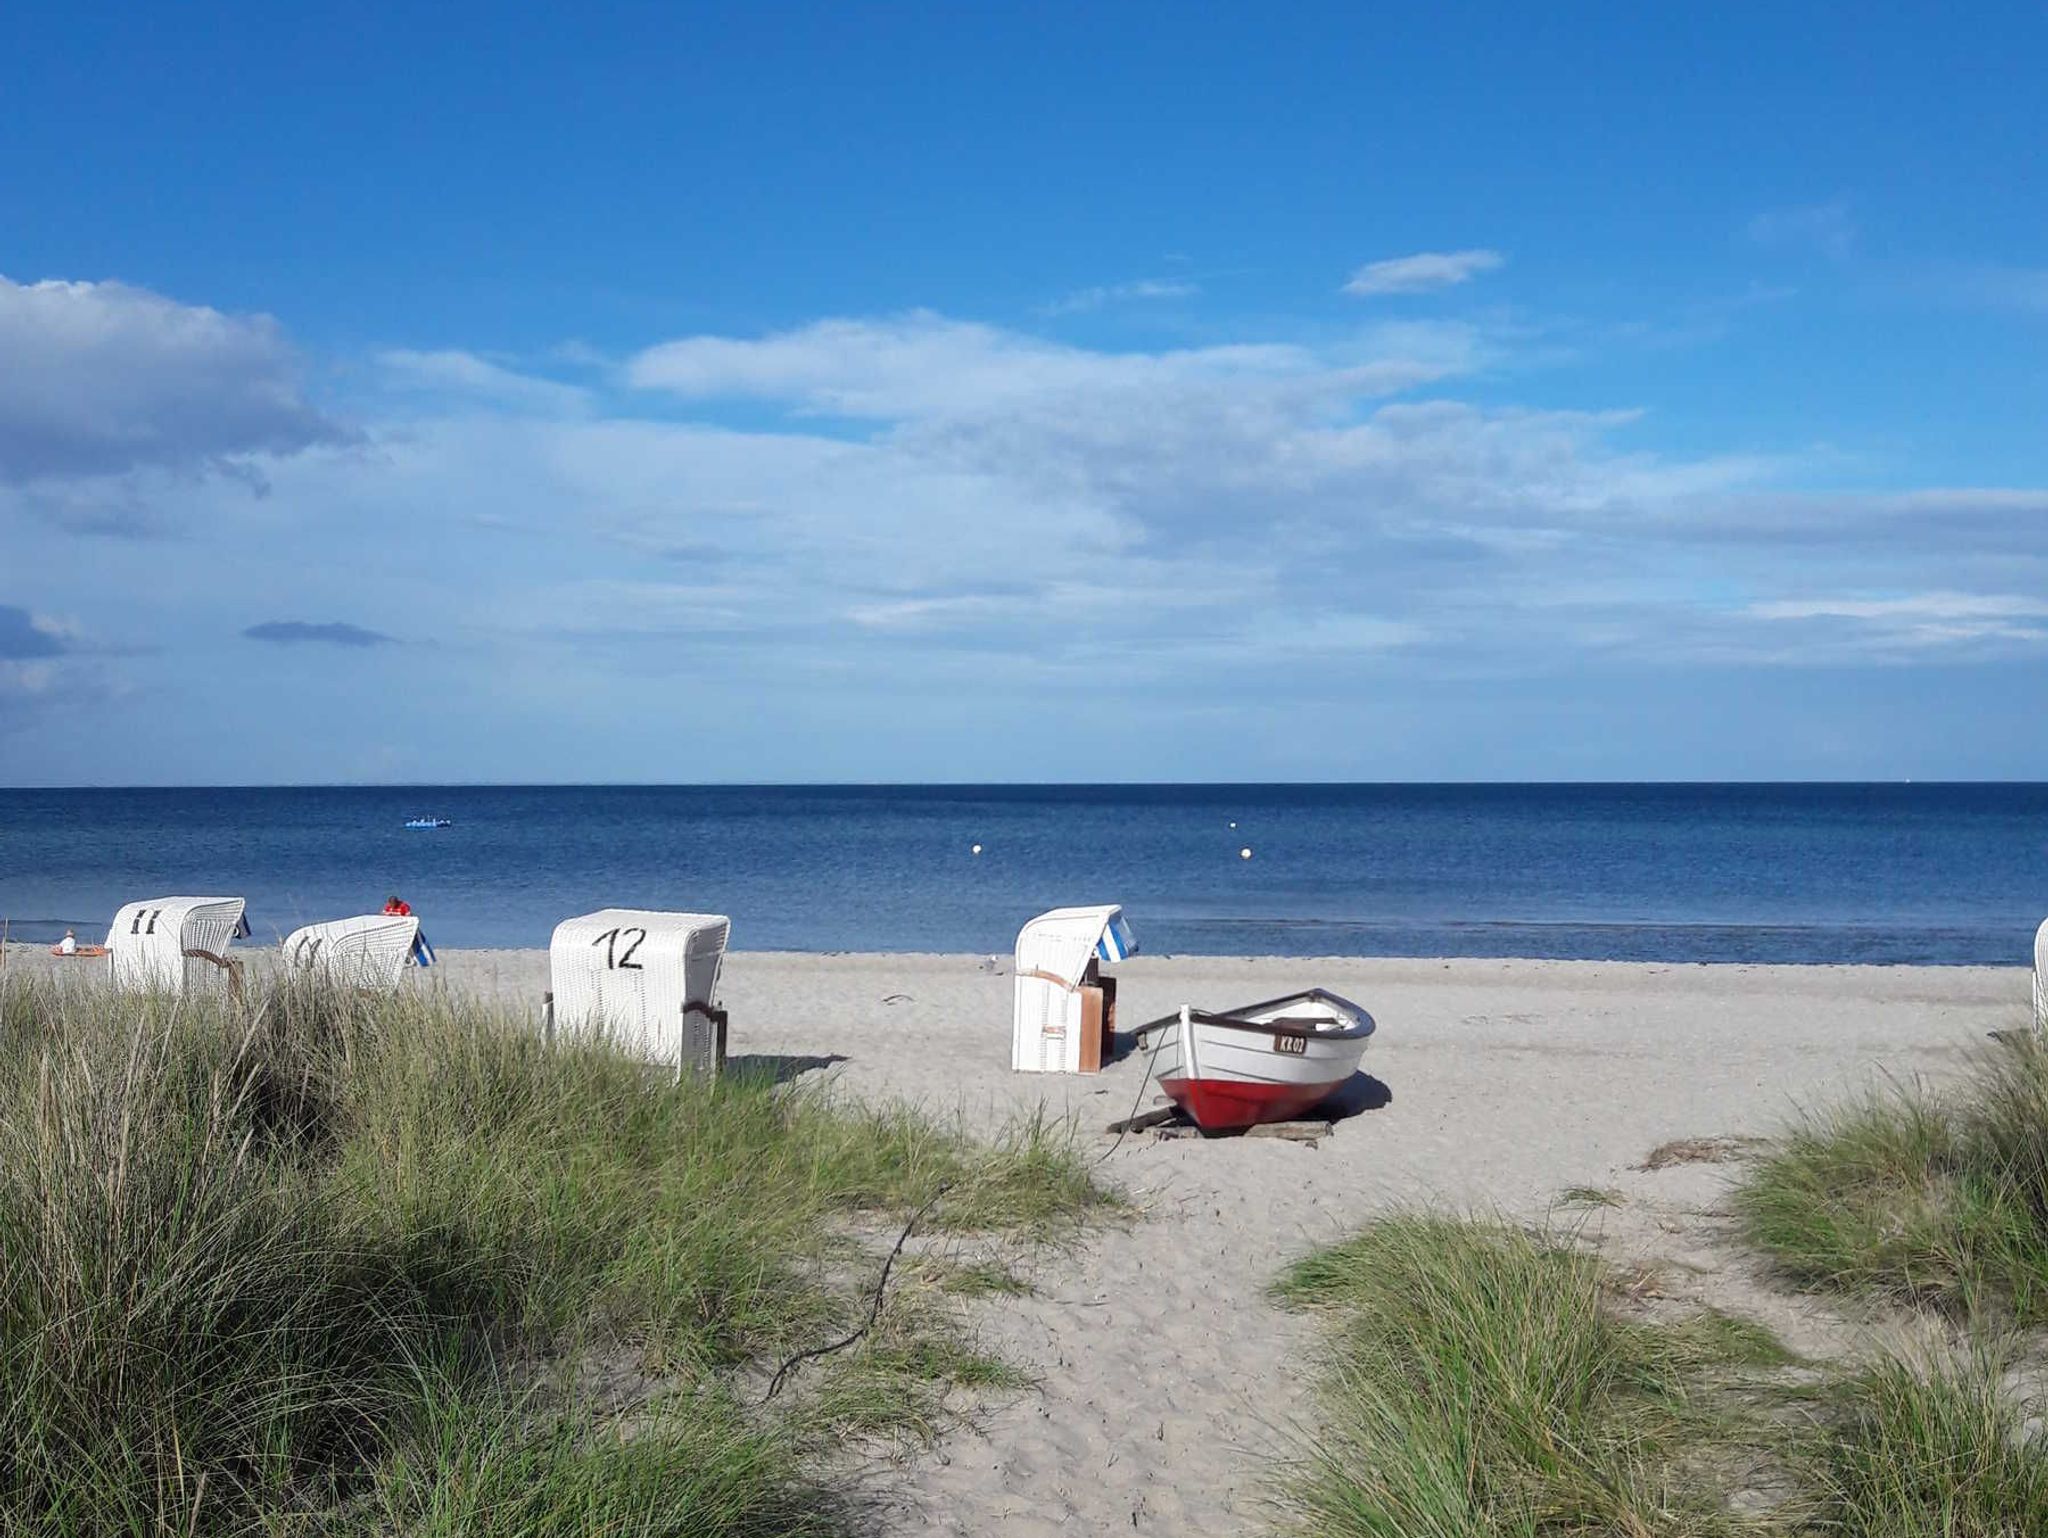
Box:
[1640,1135,1771,1171]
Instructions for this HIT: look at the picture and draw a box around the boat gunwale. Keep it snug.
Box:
[1129,987,1375,1045]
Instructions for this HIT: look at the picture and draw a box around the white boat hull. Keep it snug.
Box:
[1139,990,1372,1130]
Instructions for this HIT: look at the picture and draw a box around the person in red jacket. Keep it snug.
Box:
[383,894,413,917]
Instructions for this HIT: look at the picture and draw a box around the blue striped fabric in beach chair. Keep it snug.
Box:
[1097,912,1138,964]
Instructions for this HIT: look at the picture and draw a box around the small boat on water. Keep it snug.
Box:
[1133,988,1374,1130]
[404,817,453,829]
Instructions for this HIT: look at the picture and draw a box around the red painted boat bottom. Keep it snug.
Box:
[1159,1074,1343,1131]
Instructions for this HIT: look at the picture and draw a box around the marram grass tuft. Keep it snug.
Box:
[0,972,1105,1534]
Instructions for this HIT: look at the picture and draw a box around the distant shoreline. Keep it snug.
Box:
[8,779,2048,792]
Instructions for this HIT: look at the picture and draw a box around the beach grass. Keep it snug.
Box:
[1799,1344,2048,1538]
[1735,1030,2048,1320]
[0,973,1105,1535]
[1274,1206,2048,1537]
[1271,1214,1776,1538]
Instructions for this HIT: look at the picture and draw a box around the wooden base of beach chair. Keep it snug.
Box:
[1078,982,1112,1073]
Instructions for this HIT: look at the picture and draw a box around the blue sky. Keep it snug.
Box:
[2,2,2043,783]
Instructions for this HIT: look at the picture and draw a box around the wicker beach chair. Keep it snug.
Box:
[1012,905,1136,1074]
[281,913,426,990]
[548,909,731,1076]
[2035,917,2047,1029]
[106,896,248,997]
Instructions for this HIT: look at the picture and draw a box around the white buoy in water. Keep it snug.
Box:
[1239,846,1253,860]
[971,843,983,855]
[1229,821,1237,829]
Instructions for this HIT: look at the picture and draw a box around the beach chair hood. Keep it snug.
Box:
[1013,905,1136,991]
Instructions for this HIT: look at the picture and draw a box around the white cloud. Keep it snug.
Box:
[339,311,1807,686]
[0,275,347,486]
[621,312,1503,473]
[1038,278,1201,316]
[0,658,61,703]
[626,310,1373,418]
[0,604,73,659]
[1743,591,2048,654]
[377,349,592,415]
[0,605,113,731]
[1342,249,1504,296]
[15,283,2048,774]
[845,592,1021,631]
[1748,592,2048,623]
[321,309,2048,687]
[1651,487,2048,555]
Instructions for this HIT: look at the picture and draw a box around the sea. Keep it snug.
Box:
[2,784,2046,965]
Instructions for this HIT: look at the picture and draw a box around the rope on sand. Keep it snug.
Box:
[756,1178,956,1405]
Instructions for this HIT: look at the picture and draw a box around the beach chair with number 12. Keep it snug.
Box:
[548,909,732,1077]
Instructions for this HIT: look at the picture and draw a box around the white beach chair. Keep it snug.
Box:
[1012,905,1137,1073]
[105,896,249,997]
[548,909,731,1076]
[2035,917,2048,1029]
[281,913,424,990]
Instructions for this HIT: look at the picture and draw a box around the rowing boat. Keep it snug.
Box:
[1133,988,1374,1130]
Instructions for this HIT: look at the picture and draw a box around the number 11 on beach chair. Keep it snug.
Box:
[548,910,732,1078]
[281,913,431,990]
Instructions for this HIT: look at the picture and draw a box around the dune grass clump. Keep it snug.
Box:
[1736,1031,2048,1320]
[0,974,1104,1534]
[1273,1210,2048,1538]
[1797,1346,2048,1538]
[1272,1215,1776,1538]
[364,1381,844,1538]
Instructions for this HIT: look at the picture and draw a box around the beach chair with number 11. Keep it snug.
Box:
[106,896,250,998]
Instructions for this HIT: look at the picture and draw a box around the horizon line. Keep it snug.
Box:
[4,778,2040,793]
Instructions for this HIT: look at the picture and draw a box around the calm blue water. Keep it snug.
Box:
[2,785,2045,964]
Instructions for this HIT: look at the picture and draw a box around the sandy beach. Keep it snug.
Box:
[4,944,2030,1533]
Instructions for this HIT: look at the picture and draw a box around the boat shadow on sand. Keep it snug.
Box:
[1316,1070,1394,1120]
